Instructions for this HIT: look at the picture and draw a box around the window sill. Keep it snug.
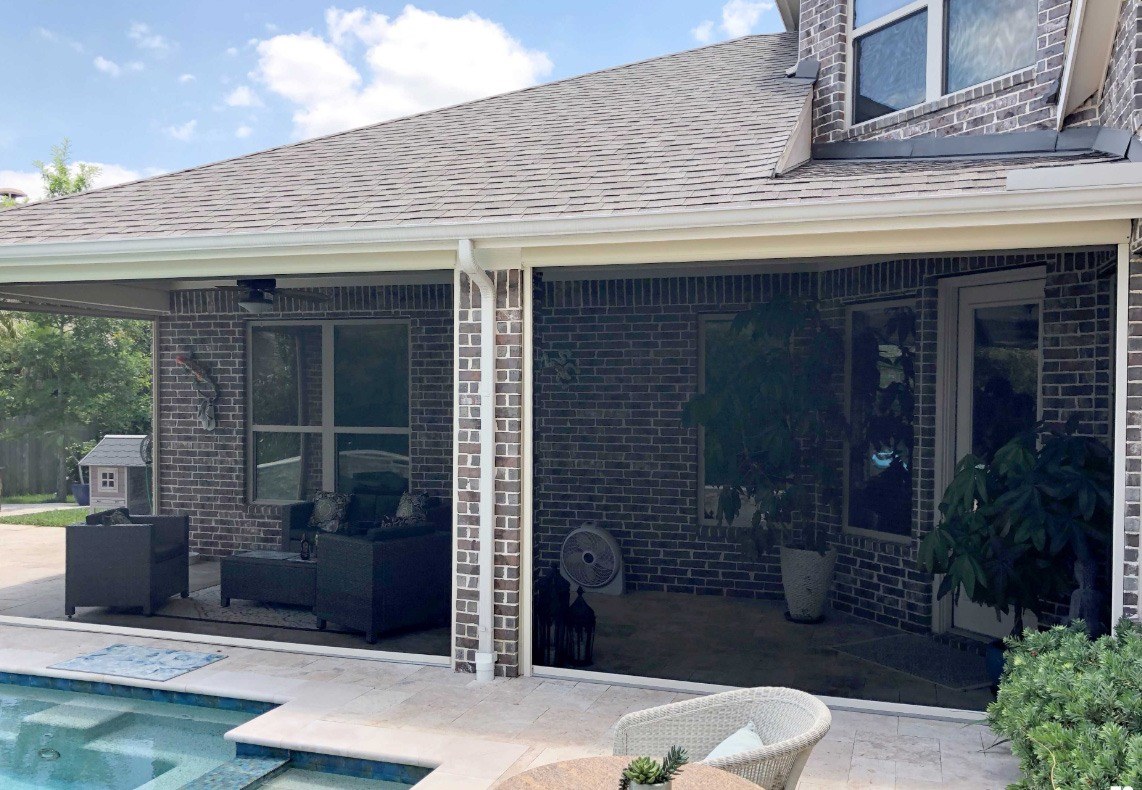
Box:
[846,66,1036,138]
[843,525,913,545]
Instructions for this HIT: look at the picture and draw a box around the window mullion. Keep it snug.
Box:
[926,0,945,101]
[321,323,335,491]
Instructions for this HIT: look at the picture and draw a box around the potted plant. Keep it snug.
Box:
[65,439,95,506]
[919,418,1113,682]
[619,747,688,790]
[686,295,846,623]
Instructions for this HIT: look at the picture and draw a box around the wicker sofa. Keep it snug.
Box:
[613,687,831,789]
[65,509,190,617]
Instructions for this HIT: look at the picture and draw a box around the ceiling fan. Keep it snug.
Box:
[215,278,331,314]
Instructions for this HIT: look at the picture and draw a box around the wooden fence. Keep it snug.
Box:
[0,423,59,496]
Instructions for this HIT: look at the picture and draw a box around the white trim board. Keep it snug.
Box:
[0,179,1140,280]
[0,614,449,667]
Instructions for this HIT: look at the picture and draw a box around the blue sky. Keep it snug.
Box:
[0,1,785,197]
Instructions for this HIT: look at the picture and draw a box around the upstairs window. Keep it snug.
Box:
[852,0,1037,124]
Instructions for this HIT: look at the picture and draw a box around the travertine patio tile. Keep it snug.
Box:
[853,733,941,764]
[848,756,896,788]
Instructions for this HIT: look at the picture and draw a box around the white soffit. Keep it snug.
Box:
[1057,0,1120,127]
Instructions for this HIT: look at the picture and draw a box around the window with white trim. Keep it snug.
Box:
[248,320,410,503]
[99,470,118,491]
[852,0,1037,124]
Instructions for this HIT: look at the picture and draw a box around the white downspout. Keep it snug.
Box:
[457,238,497,681]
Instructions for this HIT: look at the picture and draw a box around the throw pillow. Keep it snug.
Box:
[308,491,351,533]
[395,491,427,523]
[107,510,134,525]
[705,721,764,761]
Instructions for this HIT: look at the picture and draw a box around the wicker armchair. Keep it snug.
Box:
[613,687,831,789]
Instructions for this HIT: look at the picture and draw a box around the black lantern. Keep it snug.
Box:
[533,563,570,666]
[562,586,596,667]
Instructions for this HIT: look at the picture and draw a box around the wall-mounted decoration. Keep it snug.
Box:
[539,348,578,384]
[174,352,219,432]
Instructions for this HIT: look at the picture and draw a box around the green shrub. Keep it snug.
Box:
[988,620,1142,789]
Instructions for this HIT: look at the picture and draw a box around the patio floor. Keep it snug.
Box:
[574,591,995,710]
[0,621,1021,788]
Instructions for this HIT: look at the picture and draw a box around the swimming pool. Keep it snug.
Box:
[0,681,418,788]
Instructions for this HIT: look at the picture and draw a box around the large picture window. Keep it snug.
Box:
[845,302,916,537]
[697,315,758,527]
[852,0,1036,123]
[248,320,410,503]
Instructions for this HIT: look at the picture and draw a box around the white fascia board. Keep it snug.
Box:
[775,92,813,175]
[775,0,799,31]
[1057,0,1120,126]
[0,182,1140,282]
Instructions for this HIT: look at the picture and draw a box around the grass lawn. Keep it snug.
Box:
[0,507,88,527]
[0,492,76,505]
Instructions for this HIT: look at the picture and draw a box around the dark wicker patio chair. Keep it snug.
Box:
[65,509,190,617]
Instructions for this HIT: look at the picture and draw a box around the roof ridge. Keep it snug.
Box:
[2,32,795,215]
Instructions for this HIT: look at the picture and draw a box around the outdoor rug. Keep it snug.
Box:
[833,633,991,691]
[50,643,226,681]
[156,585,353,633]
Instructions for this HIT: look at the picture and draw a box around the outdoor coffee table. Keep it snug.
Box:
[496,755,760,789]
[220,550,316,608]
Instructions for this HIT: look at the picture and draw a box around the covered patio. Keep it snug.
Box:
[0,272,457,659]
[531,248,1116,709]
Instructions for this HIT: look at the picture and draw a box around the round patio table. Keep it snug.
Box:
[497,755,760,790]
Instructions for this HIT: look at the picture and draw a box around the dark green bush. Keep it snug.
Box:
[988,620,1142,789]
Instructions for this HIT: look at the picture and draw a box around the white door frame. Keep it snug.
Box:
[931,265,1047,634]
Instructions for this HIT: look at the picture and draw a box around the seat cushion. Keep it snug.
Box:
[705,721,764,761]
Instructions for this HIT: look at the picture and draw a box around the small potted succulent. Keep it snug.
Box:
[619,747,688,790]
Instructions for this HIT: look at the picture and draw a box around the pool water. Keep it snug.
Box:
[0,683,252,789]
[0,683,411,788]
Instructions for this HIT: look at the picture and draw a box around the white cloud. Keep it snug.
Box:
[36,27,84,53]
[164,120,197,141]
[254,5,552,139]
[128,22,173,52]
[178,73,196,84]
[693,0,775,42]
[692,20,716,44]
[93,56,122,77]
[226,46,239,56]
[224,85,263,107]
[93,56,144,77]
[235,125,254,139]
[0,162,161,201]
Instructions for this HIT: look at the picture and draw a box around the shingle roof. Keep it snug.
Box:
[0,33,1118,246]
[79,435,148,468]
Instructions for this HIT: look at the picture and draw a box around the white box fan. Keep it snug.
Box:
[559,523,625,595]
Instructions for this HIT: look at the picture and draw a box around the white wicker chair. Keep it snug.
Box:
[613,687,831,789]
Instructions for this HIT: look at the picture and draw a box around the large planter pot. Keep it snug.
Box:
[630,783,671,790]
[780,546,837,624]
[70,483,90,507]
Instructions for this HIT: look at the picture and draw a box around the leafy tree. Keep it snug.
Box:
[0,140,146,500]
[0,315,151,498]
[35,139,99,198]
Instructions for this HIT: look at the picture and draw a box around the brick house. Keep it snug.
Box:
[0,0,1139,710]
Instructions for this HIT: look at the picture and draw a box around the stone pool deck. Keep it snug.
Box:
[0,621,1020,788]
